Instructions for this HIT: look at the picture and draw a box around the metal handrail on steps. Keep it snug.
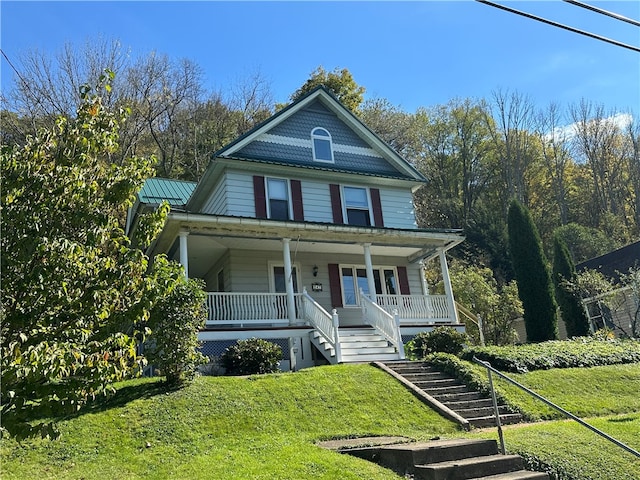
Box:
[472,356,640,459]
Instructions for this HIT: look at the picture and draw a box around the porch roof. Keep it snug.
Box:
[153,212,464,273]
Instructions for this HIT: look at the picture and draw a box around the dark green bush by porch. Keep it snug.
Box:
[406,326,469,359]
[221,338,283,375]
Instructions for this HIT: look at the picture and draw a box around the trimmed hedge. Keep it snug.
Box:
[462,337,640,373]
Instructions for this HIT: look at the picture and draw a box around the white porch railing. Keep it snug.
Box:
[301,288,341,362]
[205,292,302,327]
[360,290,405,359]
[376,294,455,323]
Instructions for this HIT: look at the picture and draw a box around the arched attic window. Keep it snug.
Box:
[311,127,334,163]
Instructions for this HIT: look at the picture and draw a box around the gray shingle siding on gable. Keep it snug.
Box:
[232,100,411,179]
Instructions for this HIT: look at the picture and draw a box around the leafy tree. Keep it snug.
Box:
[449,262,522,345]
[289,66,365,112]
[508,199,558,342]
[0,73,169,440]
[145,259,208,386]
[552,222,619,264]
[552,234,590,337]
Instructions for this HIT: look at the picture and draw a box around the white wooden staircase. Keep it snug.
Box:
[311,326,403,364]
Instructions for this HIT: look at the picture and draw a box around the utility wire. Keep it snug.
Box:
[563,0,640,28]
[475,0,640,53]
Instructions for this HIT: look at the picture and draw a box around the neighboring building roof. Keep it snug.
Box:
[138,178,197,207]
[576,240,640,282]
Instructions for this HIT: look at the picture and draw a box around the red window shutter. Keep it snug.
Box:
[370,188,384,227]
[329,184,344,224]
[291,179,304,221]
[397,266,411,295]
[328,263,343,308]
[253,176,267,218]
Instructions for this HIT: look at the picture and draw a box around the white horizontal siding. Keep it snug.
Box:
[301,180,333,223]
[380,188,417,229]
[226,171,255,217]
[202,173,228,215]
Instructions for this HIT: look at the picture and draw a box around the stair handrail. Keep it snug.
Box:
[472,356,640,459]
[359,289,405,359]
[455,302,485,346]
[301,288,341,362]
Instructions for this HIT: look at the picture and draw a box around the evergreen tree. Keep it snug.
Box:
[507,199,558,342]
[552,234,591,337]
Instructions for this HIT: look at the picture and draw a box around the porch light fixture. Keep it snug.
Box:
[313,265,318,277]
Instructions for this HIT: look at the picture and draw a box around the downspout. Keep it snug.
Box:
[178,231,189,279]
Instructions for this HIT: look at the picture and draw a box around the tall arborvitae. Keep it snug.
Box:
[552,234,591,337]
[507,199,559,342]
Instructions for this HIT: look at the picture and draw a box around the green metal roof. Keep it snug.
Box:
[138,178,196,207]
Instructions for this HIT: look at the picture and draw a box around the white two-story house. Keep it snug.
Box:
[127,86,465,370]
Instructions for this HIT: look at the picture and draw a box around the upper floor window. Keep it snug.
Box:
[343,186,371,226]
[311,127,334,163]
[266,177,290,220]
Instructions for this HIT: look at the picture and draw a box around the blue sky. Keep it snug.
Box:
[1,1,639,116]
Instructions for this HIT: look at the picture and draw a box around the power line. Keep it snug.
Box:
[475,0,640,53]
[563,0,640,28]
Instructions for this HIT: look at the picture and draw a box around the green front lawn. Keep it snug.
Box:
[2,362,639,480]
[1,365,459,480]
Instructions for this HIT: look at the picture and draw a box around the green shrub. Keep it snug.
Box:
[463,337,640,373]
[406,327,468,359]
[221,338,283,375]
[146,259,208,386]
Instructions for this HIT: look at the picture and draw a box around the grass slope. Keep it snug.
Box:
[1,364,460,480]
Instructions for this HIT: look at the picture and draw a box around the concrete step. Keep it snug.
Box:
[422,385,472,395]
[415,454,524,480]
[468,413,523,428]
[341,352,401,363]
[377,439,499,469]
[433,391,485,403]
[338,437,547,480]
[455,406,511,418]
[474,471,549,479]
[447,398,495,409]
[398,371,451,380]
[341,346,397,355]
[413,378,463,388]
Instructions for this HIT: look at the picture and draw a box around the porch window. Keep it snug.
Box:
[340,266,398,306]
[311,127,334,163]
[343,186,372,226]
[266,177,291,220]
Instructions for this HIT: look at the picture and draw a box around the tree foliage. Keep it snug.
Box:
[145,260,207,386]
[0,73,169,440]
[290,66,365,112]
[449,262,522,345]
[508,199,558,342]
[552,234,590,337]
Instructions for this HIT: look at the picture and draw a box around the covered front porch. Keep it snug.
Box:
[153,213,465,367]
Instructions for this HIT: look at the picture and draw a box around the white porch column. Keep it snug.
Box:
[418,261,430,296]
[282,238,297,325]
[178,231,189,279]
[362,243,377,302]
[439,248,459,323]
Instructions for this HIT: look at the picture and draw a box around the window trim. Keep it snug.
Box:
[268,261,302,294]
[342,185,373,227]
[265,177,293,221]
[311,127,334,163]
